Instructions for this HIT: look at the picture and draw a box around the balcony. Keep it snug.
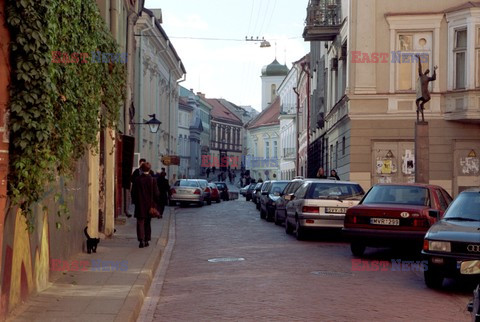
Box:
[444,91,480,123]
[283,148,296,159]
[303,0,342,42]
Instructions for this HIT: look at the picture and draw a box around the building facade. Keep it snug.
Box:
[206,99,244,175]
[303,0,480,195]
[134,8,185,178]
[277,63,298,179]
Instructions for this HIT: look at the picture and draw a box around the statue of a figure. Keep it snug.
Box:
[415,55,437,123]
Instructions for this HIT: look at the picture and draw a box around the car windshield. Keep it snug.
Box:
[269,182,289,195]
[306,182,364,200]
[176,180,199,187]
[362,185,429,206]
[443,192,480,221]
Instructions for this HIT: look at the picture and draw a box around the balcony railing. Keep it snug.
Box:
[303,0,342,41]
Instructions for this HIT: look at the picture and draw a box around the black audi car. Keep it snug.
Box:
[422,188,480,289]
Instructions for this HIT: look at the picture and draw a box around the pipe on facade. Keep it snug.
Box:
[293,87,300,177]
[301,61,311,177]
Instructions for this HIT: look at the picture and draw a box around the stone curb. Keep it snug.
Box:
[115,208,173,322]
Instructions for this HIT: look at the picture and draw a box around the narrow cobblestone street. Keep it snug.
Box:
[143,197,472,321]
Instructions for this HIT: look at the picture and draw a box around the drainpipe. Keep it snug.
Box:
[301,61,311,178]
[137,14,155,154]
[293,87,300,177]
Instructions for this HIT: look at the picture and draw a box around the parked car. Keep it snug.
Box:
[286,179,364,240]
[208,182,221,203]
[274,179,305,225]
[255,182,268,210]
[240,186,248,196]
[196,179,212,205]
[245,183,257,201]
[258,181,272,212]
[170,179,205,207]
[343,183,452,256]
[461,260,480,321]
[214,182,229,201]
[251,182,263,205]
[260,180,290,222]
[422,188,480,289]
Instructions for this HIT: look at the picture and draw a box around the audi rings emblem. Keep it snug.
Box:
[467,245,480,252]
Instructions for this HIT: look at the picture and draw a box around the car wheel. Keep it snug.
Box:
[274,210,281,226]
[207,198,212,205]
[285,217,293,234]
[246,196,251,201]
[197,201,204,207]
[260,208,266,219]
[256,202,260,210]
[350,243,366,257]
[265,209,273,222]
[216,198,221,203]
[295,219,305,240]
[424,267,444,289]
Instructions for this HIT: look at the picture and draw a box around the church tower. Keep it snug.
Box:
[260,59,289,110]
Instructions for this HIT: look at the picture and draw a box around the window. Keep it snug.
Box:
[396,33,432,91]
[342,136,346,155]
[273,141,278,158]
[254,142,258,157]
[476,27,480,88]
[271,84,276,101]
[454,29,467,89]
[434,189,448,211]
[335,141,339,168]
[266,141,270,159]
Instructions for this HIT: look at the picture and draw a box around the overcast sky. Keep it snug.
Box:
[144,0,310,111]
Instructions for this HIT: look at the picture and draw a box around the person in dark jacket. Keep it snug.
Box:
[131,162,159,248]
[156,172,170,218]
[330,169,340,180]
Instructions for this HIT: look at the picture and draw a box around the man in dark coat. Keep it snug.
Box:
[156,172,170,218]
[131,162,159,248]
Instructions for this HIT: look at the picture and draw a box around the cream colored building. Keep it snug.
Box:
[304,0,480,196]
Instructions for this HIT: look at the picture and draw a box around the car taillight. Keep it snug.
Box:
[302,206,319,213]
[194,189,201,195]
[205,187,210,193]
[412,219,428,227]
[170,188,176,194]
[345,215,357,224]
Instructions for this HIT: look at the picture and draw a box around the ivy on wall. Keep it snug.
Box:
[6,0,126,230]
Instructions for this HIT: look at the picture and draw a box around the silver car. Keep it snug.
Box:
[285,179,365,240]
[196,179,212,205]
[170,179,204,207]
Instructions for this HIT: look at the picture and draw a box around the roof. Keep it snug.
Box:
[261,59,289,77]
[445,1,480,13]
[247,96,280,130]
[205,98,243,125]
[142,9,186,74]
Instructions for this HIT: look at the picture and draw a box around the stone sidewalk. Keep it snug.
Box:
[7,209,173,322]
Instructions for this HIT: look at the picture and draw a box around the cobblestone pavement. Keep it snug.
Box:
[147,197,472,322]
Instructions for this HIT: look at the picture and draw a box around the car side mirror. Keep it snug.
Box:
[460,260,480,275]
[428,209,440,219]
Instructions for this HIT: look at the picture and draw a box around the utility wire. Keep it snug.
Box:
[168,36,301,41]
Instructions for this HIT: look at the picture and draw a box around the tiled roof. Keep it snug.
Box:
[247,96,280,130]
[205,98,243,125]
[445,1,480,12]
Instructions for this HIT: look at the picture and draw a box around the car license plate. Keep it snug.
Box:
[325,207,348,214]
[370,218,400,226]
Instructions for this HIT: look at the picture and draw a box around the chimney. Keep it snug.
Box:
[197,92,205,99]
[150,9,163,23]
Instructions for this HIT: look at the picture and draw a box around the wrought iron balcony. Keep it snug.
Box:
[303,0,342,41]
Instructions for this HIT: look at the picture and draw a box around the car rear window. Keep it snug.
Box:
[269,182,289,194]
[362,185,429,206]
[306,182,364,200]
[215,183,226,189]
[443,192,480,221]
[176,180,199,187]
